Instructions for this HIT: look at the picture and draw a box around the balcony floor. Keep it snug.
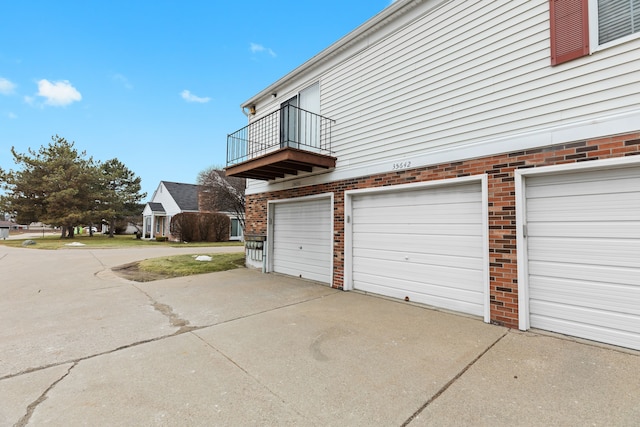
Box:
[226,147,337,180]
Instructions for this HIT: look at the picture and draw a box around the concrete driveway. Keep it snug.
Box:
[1,245,638,426]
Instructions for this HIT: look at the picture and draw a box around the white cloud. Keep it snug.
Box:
[0,77,16,95]
[250,42,277,58]
[112,73,133,89]
[36,79,82,106]
[180,89,211,103]
[8,112,17,119]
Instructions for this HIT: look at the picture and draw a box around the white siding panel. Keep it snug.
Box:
[318,0,640,171]
[525,166,640,350]
[272,198,332,283]
[351,182,485,317]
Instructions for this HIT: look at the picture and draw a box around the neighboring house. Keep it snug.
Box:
[225,0,640,351]
[142,181,243,241]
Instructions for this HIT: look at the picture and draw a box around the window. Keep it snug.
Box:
[230,218,243,240]
[595,0,640,45]
[549,0,640,65]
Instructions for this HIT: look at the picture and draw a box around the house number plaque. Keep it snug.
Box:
[392,161,412,170]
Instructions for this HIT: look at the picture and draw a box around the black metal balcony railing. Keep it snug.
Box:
[227,105,335,167]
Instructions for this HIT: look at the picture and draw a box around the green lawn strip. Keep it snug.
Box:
[138,253,245,278]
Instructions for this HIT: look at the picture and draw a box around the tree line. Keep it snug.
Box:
[0,135,146,238]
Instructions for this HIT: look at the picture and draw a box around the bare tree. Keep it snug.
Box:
[197,167,246,229]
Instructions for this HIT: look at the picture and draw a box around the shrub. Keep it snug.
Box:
[170,212,230,242]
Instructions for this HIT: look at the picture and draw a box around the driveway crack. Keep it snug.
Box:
[13,362,76,427]
[401,329,509,426]
[131,283,195,334]
[190,332,312,423]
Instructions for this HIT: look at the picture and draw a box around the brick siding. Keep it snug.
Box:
[245,132,640,328]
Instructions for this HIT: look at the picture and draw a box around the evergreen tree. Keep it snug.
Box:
[99,158,146,238]
[0,136,145,238]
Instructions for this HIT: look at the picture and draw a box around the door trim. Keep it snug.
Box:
[267,193,334,284]
[515,155,640,331]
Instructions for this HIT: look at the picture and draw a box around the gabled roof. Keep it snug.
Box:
[161,181,200,211]
[148,202,165,213]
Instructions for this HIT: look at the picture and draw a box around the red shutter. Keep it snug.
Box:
[549,0,590,66]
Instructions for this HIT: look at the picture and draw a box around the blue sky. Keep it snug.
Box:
[0,1,394,199]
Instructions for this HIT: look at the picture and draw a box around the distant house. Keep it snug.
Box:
[225,0,640,351]
[141,181,243,241]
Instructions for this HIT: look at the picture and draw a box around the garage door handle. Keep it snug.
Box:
[299,246,303,250]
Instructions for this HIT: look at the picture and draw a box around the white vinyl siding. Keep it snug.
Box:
[349,181,486,317]
[320,0,640,169]
[245,0,640,195]
[270,197,332,284]
[524,166,640,351]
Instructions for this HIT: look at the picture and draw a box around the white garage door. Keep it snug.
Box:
[525,166,640,350]
[350,182,486,317]
[271,197,332,284]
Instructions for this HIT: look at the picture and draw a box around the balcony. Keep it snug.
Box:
[226,105,337,180]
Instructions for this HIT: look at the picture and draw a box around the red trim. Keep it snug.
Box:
[549,0,590,66]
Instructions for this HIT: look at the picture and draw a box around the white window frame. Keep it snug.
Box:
[230,217,243,241]
[589,0,640,53]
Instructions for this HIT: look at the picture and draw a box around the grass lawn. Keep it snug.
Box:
[139,253,245,278]
[0,233,244,250]
[2,232,247,281]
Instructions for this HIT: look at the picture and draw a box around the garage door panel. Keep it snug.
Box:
[351,182,485,318]
[526,195,639,222]
[353,233,483,257]
[525,168,638,193]
[272,198,331,284]
[273,247,332,263]
[526,184,639,201]
[354,248,485,271]
[354,204,481,221]
[525,165,640,350]
[274,259,331,278]
[272,236,331,249]
[354,258,484,291]
[529,315,640,350]
[527,222,640,239]
[530,301,640,335]
[528,261,640,287]
[529,276,640,315]
[354,222,481,237]
[354,187,481,207]
[527,237,640,267]
[355,273,484,316]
